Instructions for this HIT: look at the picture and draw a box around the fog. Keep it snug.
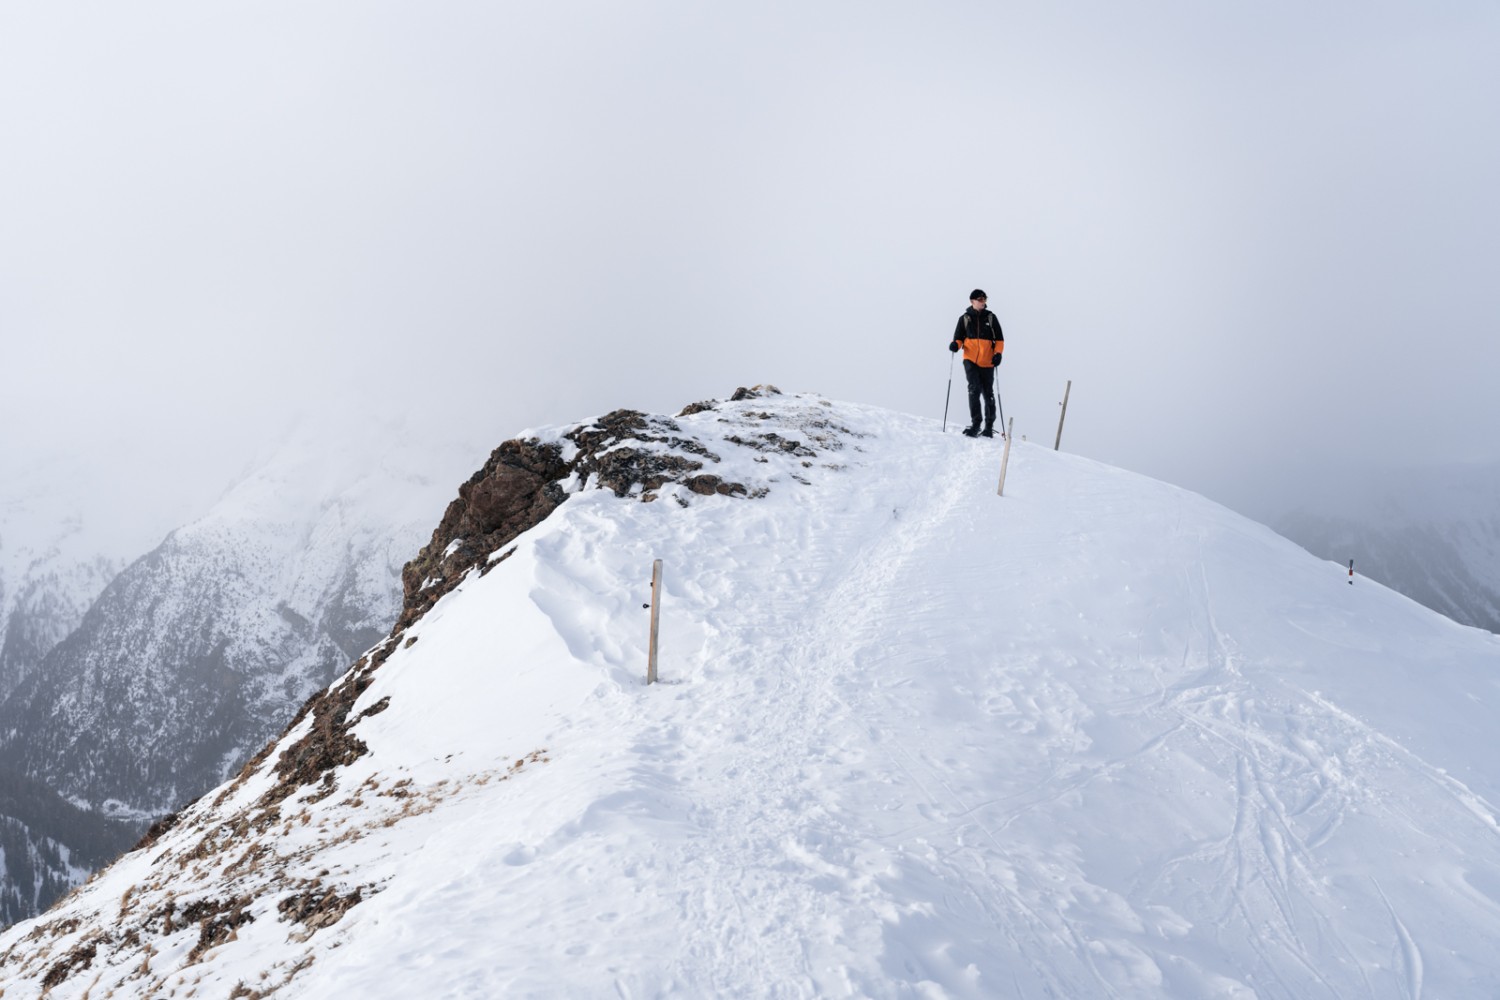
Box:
[4,1,1498,538]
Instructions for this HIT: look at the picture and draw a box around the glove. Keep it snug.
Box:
[992,353,1002,366]
[948,341,960,353]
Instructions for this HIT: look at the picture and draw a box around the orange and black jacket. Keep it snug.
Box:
[952,307,1005,368]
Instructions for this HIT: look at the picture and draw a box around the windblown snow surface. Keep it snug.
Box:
[3,393,1499,999]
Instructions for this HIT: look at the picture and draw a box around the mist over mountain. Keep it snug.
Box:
[0,424,483,816]
[0,454,170,703]
[1274,461,1500,634]
[4,390,1497,998]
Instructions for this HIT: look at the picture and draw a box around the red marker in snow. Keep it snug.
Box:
[1348,559,1354,585]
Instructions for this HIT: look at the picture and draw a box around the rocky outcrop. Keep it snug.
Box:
[257,391,785,813]
[395,400,767,634]
[396,437,571,634]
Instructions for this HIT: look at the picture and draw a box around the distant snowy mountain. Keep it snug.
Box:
[0,551,118,704]
[1275,462,1500,634]
[0,455,182,927]
[0,423,484,825]
[0,453,163,703]
[3,389,1499,998]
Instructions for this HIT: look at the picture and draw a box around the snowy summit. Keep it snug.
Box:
[3,387,1499,998]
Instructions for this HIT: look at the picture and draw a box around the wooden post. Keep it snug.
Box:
[1054,380,1072,451]
[646,559,663,684]
[996,417,1015,496]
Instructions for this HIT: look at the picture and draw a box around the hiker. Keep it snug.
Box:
[949,289,1005,437]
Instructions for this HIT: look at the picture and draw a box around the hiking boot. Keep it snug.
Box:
[980,426,995,438]
[961,425,979,438]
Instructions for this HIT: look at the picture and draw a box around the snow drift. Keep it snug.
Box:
[3,388,1499,999]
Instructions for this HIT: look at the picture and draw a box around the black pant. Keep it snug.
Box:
[963,360,996,429]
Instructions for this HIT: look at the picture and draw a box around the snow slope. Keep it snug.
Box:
[3,392,1499,999]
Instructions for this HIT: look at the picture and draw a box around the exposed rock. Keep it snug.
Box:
[132,810,182,853]
[685,474,749,497]
[725,432,817,458]
[40,937,99,989]
[263,669,391,808]
[730,384,783,401]
[182,895,256,960]
[249,399,763,813]
[397,439,572,634]
[278,882,364,939]
[565,410,719,496]
[395,407,745,636]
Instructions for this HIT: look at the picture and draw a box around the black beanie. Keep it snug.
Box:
[970,289,987,301]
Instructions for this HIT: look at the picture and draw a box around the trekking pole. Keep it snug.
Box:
[942,353,955,432]
[995,374,1006,440]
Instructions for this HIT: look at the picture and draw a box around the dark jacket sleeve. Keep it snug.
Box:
[953,314,968,342]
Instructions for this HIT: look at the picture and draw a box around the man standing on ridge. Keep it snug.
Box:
[949,289,1005,437]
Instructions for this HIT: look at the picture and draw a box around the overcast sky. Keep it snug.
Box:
[4,1,1498,535]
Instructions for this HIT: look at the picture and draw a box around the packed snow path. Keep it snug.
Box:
[4,394,1499,999]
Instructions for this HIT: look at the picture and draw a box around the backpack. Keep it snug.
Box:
[963,311,999,342]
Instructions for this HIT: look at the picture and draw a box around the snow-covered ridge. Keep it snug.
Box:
[394,385,854,635]
[4,391,1500,998]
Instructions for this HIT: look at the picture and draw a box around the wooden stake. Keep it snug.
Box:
[996,417,1015,496]
[1054,379,1072,451]
[647,559,663,684]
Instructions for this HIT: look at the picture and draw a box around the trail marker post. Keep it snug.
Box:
[646,559,663,684]
[996,417,1016,496]
[1054,380,1072,451]
[1348,559,1354,585]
